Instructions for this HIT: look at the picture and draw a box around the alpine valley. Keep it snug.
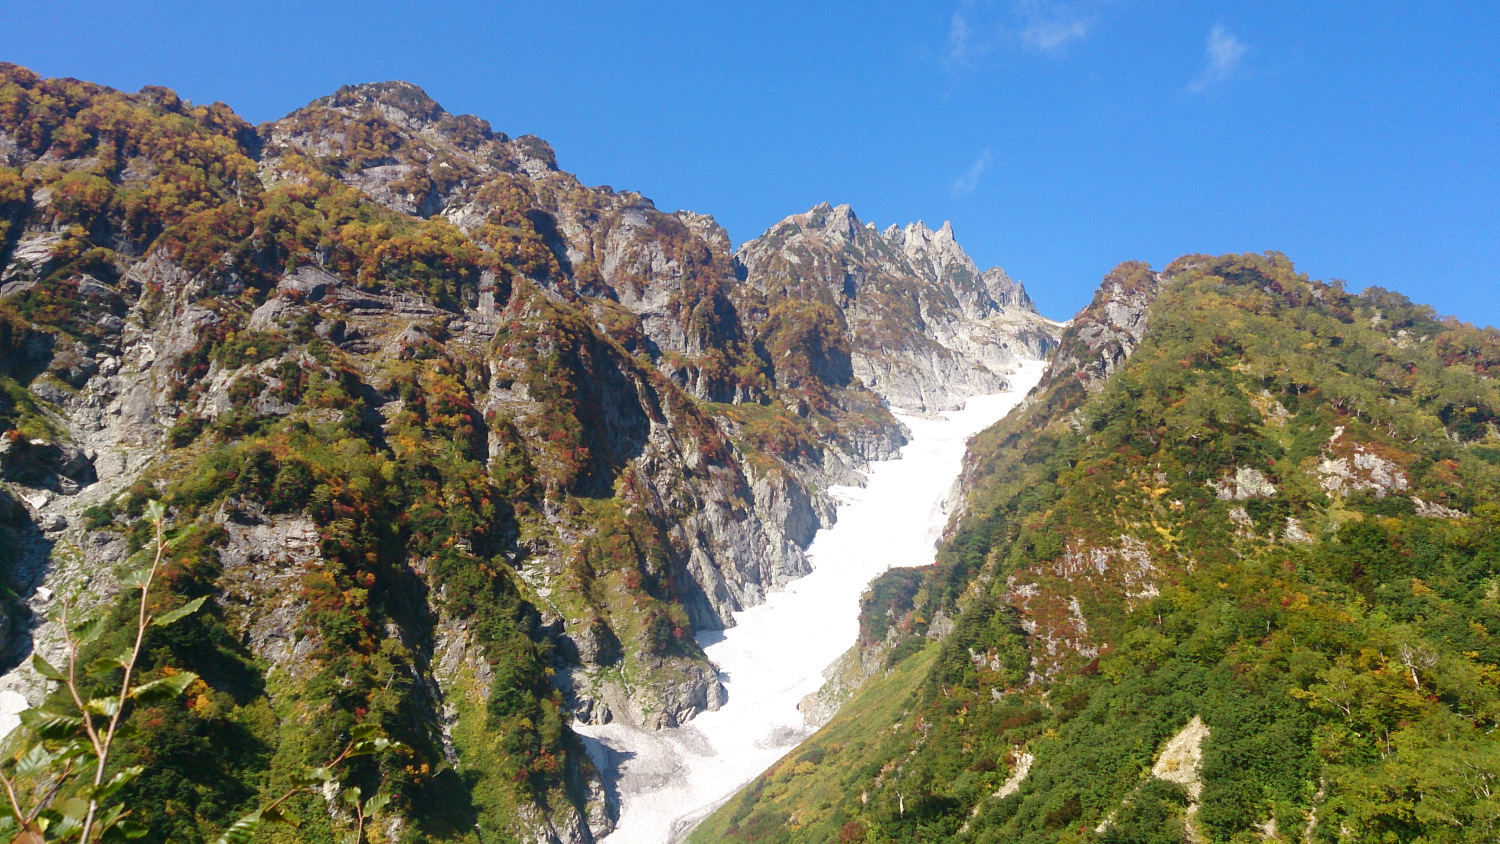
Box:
[0,62,1495,844]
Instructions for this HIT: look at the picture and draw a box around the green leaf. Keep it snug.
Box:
[346,738,386,758]
[55,797,89,823]
[118,568,152,590]
[39,806,83,841]
[86,651,131,676]
[214,804,302,844]
[259,806,300,828]
[151,596,207,628]
[92,804,125,836]
[340,786,362,807]
[287,766,335,788]
[163,525,190,549]
[144,500,166,525]
[88,765,143,801]
[48,738,95,765]
[349,723,382,741]
[213,812,263,844]
[84,696,122,717]
[72,614,108,646]
[31,654,64,681]
[14,744,53,777]
[363,792,392,816]
[129,671,198,705]
[18,708,83,740]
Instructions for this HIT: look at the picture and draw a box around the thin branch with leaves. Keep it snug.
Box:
[0,502,406,844]
[0,500,199,842]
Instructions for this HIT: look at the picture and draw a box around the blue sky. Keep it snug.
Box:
[3,1,1497,326]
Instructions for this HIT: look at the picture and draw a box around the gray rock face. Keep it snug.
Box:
[0,83,879,844]
[0,232,63,283]
[0,240,255,720]
[0,436,95,489]
[735,203,1063,412]
[215,512,323,678]
[1045,260,1164,393]
[797,628,899,730]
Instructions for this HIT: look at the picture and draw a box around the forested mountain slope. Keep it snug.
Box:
[0,64,1055,843]
[695,253,1500,843]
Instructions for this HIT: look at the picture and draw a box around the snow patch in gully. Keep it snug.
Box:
[576,359,1047,842]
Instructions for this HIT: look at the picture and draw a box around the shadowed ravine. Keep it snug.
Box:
[575,360,1048,843]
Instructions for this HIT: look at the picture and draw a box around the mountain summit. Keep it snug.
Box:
[736,203,1057,411]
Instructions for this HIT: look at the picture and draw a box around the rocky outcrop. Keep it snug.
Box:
[1040,260,1163,395]
[735,203,1061,412]
[1094,715,1211,842]
[697,250,1500,843]
[796,627,898,730]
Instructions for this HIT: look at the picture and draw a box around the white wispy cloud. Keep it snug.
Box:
[944,0,1098,70]
[945,0,993,69]
[1188,25,1248,93]
[951,149,994,197]
[1016,0,1094,56]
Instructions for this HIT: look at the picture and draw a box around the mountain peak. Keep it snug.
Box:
[313,80,448,128]
[886,218,973,278]
[793,202,863,239]
[736,203,1058,410]
[296,81,508,152]
[756,207,1038,321]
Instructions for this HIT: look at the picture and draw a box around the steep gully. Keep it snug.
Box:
[577,359,1049,842]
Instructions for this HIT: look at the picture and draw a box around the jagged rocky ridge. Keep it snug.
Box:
[736,202,1058,412]
[0,65,1058,843]
[695,253,1500,843]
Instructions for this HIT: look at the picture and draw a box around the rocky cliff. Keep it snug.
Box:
[0,65,1055,843]
[735,203,1060,413]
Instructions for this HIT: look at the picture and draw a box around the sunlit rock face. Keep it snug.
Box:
[735,203,1062,412]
